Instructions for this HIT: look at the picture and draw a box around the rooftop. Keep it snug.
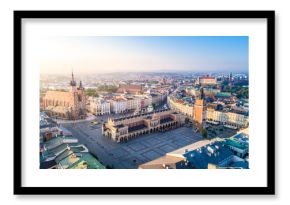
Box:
[225,133,249,150]
[183,141,234,169]
[40,160,57,169]
[160,117,174,124]
[128,124,147,133]
[215,92,232,98]
[139,155,185,169]
[228,161,249,169]
[69,153,105,169]
[113,108,170,122]
[114,124,125,129]
[41,143,87,162]
[42,135,78,150]
[59,152,105,169]
[199,76,216,80]
[167,138,220,157]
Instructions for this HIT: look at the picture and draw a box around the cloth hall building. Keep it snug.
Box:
[102,109,185,143]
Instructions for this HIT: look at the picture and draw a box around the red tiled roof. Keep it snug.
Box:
[176,100,184,104]
[199,76,215,79]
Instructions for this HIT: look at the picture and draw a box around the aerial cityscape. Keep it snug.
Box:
[39,36,249,169]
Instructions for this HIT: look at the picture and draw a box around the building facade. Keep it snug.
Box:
[197,76,217,85]
[194,99,207,128]
[116,84,144,94]
[193,87,207,128]
[126,97,141,111]
[109,99,127,114]
[102,109,185,143]
[140,95,152,109]
[42,72,86,120]
[167,96,194,117]
[206,108,248,128]
[151,93,167,106]
[89,98,111,115]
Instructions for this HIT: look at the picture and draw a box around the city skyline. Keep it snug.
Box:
[40,36,249,75]
[40,71,249,169]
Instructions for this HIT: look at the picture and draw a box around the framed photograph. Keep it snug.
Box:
[14,10,275,195]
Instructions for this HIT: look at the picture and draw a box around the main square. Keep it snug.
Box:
[39,36,249,169]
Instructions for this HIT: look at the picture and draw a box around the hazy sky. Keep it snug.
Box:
[40,36,248,75]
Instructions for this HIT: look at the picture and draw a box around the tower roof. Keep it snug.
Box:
[199,87,205,100]
[70,71,76,86]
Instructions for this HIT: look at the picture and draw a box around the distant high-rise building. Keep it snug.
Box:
[229,72,233,82]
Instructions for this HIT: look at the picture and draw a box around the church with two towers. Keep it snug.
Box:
[42,72,86,120]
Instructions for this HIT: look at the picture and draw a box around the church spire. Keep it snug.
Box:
[70,71,76,87]
[79,80,83,88]
[199,87,205,100]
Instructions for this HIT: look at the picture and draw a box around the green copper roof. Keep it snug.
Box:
[215,92,231,98]
[225,138,248,150]
[68,153,105,169]
[59,152,105,169]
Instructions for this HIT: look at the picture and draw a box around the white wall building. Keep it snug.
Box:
[109,99,127,114]
[89,98,111,116]
[138,95,152,108]
[206,108,248,128]
[95,101,110,115]
[167,96,194,117]
[126,97,141,111]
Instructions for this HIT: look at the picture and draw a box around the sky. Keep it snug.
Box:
[40,36,248,75]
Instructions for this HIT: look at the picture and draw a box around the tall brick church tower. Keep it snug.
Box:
[194,87,207,129]
[70,71,77,91]
[70,72,86,119]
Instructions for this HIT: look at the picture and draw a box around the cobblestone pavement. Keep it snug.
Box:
[61,121,203,169]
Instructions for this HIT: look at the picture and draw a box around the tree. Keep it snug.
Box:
[236,87,249,99]
[216,104,223,111]
[97,85,118,93]
[85,88,98,97]
[55,88,67,92]
[201,128,208,139]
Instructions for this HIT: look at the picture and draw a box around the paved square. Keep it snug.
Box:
[143,137,163,146]
[142,150,161,161]
[159,144,176,153]
[110,148,130,158]
[128,143,148,151]
[62,121,204,169]
[172,139,191,147]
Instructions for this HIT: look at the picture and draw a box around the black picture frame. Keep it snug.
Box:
[14,10,275,195]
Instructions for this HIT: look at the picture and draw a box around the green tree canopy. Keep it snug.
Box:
[85,88,99,97]
[97,85,118,93]
[201,128,208,139]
